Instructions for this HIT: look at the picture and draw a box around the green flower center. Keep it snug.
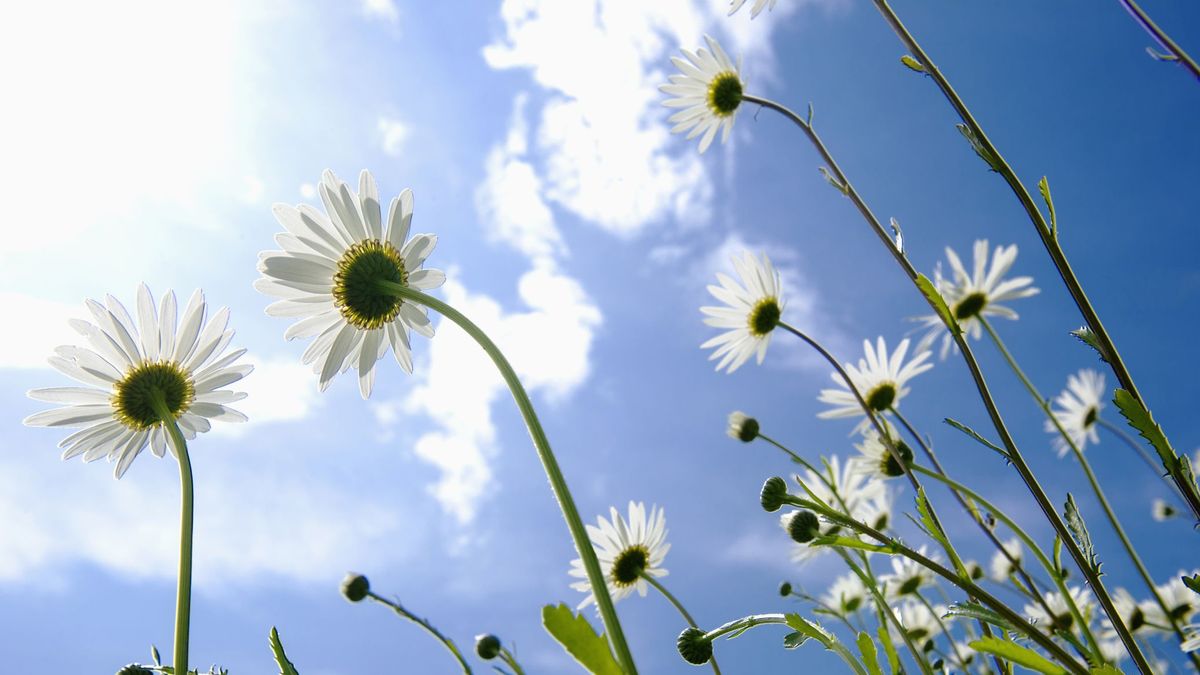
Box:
[1050,612,1073,632]
[1083,406,1098,429]
[953,291,988,321]
[843,596,862,613]
[611,545,649,587]
[748,297,781,337]
[707,72,743,117]
[897,576,922,596]
[333,239,408,330]
[865,382,897,412]
[880,439,915,478]
[112,361,195,431]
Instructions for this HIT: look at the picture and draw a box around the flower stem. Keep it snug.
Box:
[1097,416,1180,495]
[377,280,637,674]
[745,92,1151,673]
[367,591,472,674]
[701,613,789,642]
[640,573,722,675]
[1116,0,1200,79]
[150,395,193,675]
[866,0,1200,526]
[499,648,527,675]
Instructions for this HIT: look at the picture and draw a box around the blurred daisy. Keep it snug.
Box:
[1142,572,1199,629]
[849,428,913,479]
[726,410,760,443]
[1046,369,1105,457]
[787,456,889,562]
[882,545,938,600]
[914,240,1038,359]
[1153,498,1178,521]
[823,572,868,615]
[1110,588,1148,633]
[256,169,445,398]
[1184,624,1200,653]
[24,285,249,478]
[569,502,670,609]
[1025,586,1094,634]
[728,0,776,17]
[700,251,783,373]
[817,337,932,434]
[660,35,744,153]
[989,537,1024,582]
[889,600,945,651]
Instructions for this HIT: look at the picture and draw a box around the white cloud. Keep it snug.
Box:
[299,182,317,199]
[211,357,322,437]
[362,0,399,24]
[0,293,86,370]
[377,115,410,157]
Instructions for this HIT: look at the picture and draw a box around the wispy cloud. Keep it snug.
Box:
[377,115,410,157]
[210,356,322,437]
[0,293,84,370]
[361,0,399,24]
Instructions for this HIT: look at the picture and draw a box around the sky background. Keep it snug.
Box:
[2,0,1199,672]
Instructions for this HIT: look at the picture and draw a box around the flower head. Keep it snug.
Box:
[660,35,744,153]
[700,251,784,373]
[1153,498,1178,522]
[888,600,945,651]
[785,456,890,563]
[23,285,249,478]
[1046,369,1105,457]
[728,0,777,18]
[727,411,760,443]
[881,546,938,600]
[823,572,868,615]
[256,169,445,398]
[817,337,932,434]
[989,537,1024,582]
[1025,586,1094,634]
[569,502,670,609]
[915,240,1038,359]
[1142,572,1199,629]
[850,428,914,479]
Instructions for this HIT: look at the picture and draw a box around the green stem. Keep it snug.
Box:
[378,281,636,674]
[367,591,472,674]
[1097,417,1180,494]
[867,0,1200,527]
[1116,0,1200,79]
[499,648,526,675]
[701,613,789,641]
[641,573,722,675]
[151,396,193,675]
[980,318,1200,668]
[914,589,967,670]
[743,91,1150,673]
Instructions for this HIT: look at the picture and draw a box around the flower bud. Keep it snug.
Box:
[727,411,759,443]
[475,633,502,660]
[787,510,821,544]
[116,666,154,675]
[341,572,370,602]
[677,626,713,665]
[760,476,788,512]
[778,581,793,597]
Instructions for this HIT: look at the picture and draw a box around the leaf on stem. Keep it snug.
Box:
[1063,494,1101,576]
[818,167,849,196]
[915,487,946,547]
[943,602,1015,632]
[889,217,904,255]
[856,632,883,675]
[1038,176,1057,237]
[1069,327,1109,364]
[899,54,925,72]
[783,631,809,649]
[785,614,869,675]
[876,624,901,673]
[917,274,962,336]
[943,417,1008,460]
[968,637,1067,675]
[541,604,623,675]
[269,627,300,675]
[1113,388,1177,469]
[956,124,1002,172]
[1183,573,1200,598]
[812,534,893,554]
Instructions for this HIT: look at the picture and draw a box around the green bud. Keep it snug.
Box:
[760,476,788,512]
[677,626,713,665]
[787,510,821,544]
[727,411,760,443]
[341,572,370,603]
[116,666,154,675]
[778,581,793,597]
[475,634,502,660]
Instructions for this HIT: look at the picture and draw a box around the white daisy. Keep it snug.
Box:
[1152,498,1178,522]
[881,545,938,600]
[988,537,1024,582]
[660,35,744,154]
[700,251,784,373]
[888,600,945,651]
[817,337,932,434]
[1183,624,1200,653]
[1046,369,1105,457]
[1110,588,1148,633]
[786,456,889,563]
[256,169,445,398]
[914,240,1038,360]
[1142,572,1199,630]
[23,285,250,478]
[728,0,777,18]
[569,502,670,609]
[822,571,868,615]
[849,427,914,480]
[1025,586,1094,634]
[726,410,760,443]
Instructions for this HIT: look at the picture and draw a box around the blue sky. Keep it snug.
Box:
[2,0,1199,672]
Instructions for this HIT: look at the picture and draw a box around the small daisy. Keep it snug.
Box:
[1142,572,1199,629]
[856,486,896,532]
[881,545,938,600]
[256,169,445,398]
[1153,498,1179,522]
[23,285,250,478]
[660,35,744,154]
[817,337,932,434]
[569,502,670,609]
[988,537,1024,582]
[888,600,945,651]
[849,428,914,480]
[1046,369,1105,457]
[726,410,760,443]
[914,240,1038,360]
[822,572,868,615]
[700,251,784,373]
[1025,586,1094,634]
[728,0,777,18]
[1110,588,1148,633]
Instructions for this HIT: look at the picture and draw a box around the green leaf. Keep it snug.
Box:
[269,626,300,675]
[916,274,961,336]
[819,167,849,196]
[1063,494,1100,576]
[1090,665,1123,675]
[956,123,1002,172]
[899,54,925,72]
[783,631,809,649]
[876,624,901,674]
[943,602,1015,632]
[1038,176,1057,237]
[943,417,1008,460]
[968,637,1067,675]
[1069,327,1109,364]
[151,645,162,666]
[1182,573,1200,597]
[856,632,882,675]
[1113,388,1178,469]
[785,614,868,675]
[1053,535,1067,580]
[541,603,622,675]
[914,487,946,547]
[812,535,893,554]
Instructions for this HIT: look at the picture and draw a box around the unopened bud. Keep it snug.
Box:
[787,510,821,544]
[760,476,788,512]
[727,411,759,443]
[778,581,793,597]
[475,634,502,660]
[677,626,713,665]
[341,572,370,602]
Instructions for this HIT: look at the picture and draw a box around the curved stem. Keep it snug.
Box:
[378,281,636,674]
[1097,417,1179,494]
[1116,0,1200,79]
[499,648,527,675]
[641,573,722,675]
[151,397,193,675]
[367,591,472,674]
[745,91,1150,672]
[701,613,789,642]
[866,0,1200,527]
[913,589,967,670]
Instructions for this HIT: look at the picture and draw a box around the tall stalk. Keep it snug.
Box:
[151,395,194,675]
[1116,0,1200,80]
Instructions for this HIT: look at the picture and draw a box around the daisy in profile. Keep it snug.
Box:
[889,600,945,652]
[728,0,776,18]
[1142,572,1199,630]
[569,502,670,609]
[881,545,938,600]
[256,169,445,398]
[1025,586,1094,634]
[849,427,914,480]
[660,35,744,153]
[817,337,932,434]
[700,250,784,373]
[989,537,1024,582]
[822,572,868,616]
[1046,369,1105,456]
[24,284,250,478]
[914,240,1038,359]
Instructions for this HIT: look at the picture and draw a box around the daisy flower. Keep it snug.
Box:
[888,600,945,651]
[726,410,760,443]
[817,337,932,434]
[914,240,1038,360]
[823,571,868,615]
[660,35,744,154]
[1110,588,1148,633]
[849,427,914,480]
[1152,498,1178,521]
[881,545,938,600]
[1025,586,1094,634]
[728,0,777,18]
[1046,369,1105,457]
[256,169,445,398]
[1142,572,1199,629]
[988,537,1024,582]
[569,502,670,609]
[23,285,249,478]
[700,250,784,373]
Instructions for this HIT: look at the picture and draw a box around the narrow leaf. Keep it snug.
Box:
[915,487,946,547]
[889,217,904,255]
[785,614,868,675]
[917,274,961,336]
[856,632,882,675]
[269,627,300,675]
[1069,327,1109,364]
[956,123,1001,172]
[819,167,849,196]
[969,637,1067,675]
[1064,494,1100,575]
[151,646,162,666]
[1090,665,1123,675]
[812,535,893,554]
[1038,176,1057,236]
[943,417,1008,459]
[899,54,925,72]
[877,624,901,674]
[541,603,622,675]
[943,602,1015,632]
[783,631,809,649]
[807,102,814,126]
[1113,388,1177,468]
[1182,573,1200,597]
[1053,535,1067,579]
